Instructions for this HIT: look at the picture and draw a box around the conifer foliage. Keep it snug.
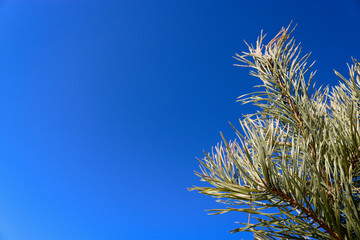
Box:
[190,25,360,239]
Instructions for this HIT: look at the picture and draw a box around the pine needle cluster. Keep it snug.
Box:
[190,25,360,240]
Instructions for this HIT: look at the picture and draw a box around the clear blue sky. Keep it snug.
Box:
[0,1,359,239]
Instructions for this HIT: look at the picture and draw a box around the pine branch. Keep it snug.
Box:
[191,23,360,240]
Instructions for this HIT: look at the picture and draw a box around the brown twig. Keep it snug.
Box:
[268,186,343,240]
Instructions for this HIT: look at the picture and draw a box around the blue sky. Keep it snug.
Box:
[0,1,359,240]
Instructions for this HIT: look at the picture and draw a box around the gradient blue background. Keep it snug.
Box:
[0,1,359,239]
